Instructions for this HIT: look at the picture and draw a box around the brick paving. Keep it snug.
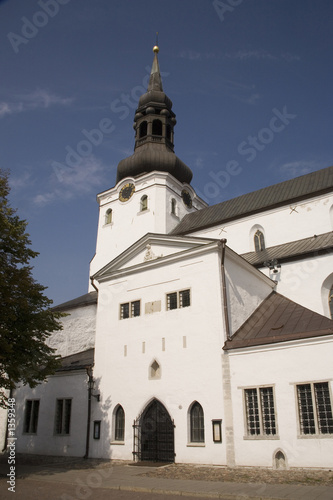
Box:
[1,454,333,487]
[142,463,333,487]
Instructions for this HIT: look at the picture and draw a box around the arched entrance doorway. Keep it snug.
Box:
[134,399,175,462]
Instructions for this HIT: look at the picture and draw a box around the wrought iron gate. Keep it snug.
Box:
[133,399,175,462]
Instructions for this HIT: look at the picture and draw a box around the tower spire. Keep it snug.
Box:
[148,38,163,92]
[115,43,193,185]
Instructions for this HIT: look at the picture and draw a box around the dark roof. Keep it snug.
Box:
[52,292,98,312]
[242,231,333,266]
[224,292,333,350]
[57,348,94,372]
[172,165,333,235]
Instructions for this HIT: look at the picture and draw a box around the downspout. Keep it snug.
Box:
[2,388,13,452]
[220,239,231,341]
[90,277,98,293]
[84,367,93,459]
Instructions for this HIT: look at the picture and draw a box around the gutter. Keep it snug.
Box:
[221,239,231,341]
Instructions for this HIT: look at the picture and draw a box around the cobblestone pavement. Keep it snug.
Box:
[142,463,333,487]
[1,453,333,488]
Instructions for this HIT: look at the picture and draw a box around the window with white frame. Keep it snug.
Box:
[23,399,40,434]
[54,398,72,435]
[244,387,277,437]
[297,382,333,435]
[166,289,190,310]
[120,300,140,319]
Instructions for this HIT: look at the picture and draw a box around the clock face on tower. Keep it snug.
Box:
[119,182,135,202]
[181,189,192,208]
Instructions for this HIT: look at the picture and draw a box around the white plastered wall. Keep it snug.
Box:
[14,371,88,457]
[227,338,333,468]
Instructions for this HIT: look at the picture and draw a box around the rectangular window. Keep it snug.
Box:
[55,398,72,435]
[244,387,277,437]
[167,289,190,310]
[23,399,40,434]
[297,382,333,435]
[120,300,140,319]
[93,420,101,440]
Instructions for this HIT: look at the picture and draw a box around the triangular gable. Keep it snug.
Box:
[92,233,217,282]
[224,292,333,350]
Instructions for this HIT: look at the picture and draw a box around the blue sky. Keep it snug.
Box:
[0,0,332,306]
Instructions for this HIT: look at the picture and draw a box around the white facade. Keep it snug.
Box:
[227,338,333,468]
[89,171,207,284]
[14,371,89,457]
[5,48,333,468]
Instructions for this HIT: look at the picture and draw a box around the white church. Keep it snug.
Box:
[4,45,333,469]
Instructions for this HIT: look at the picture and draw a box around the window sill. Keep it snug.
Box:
[243,435,279,440]
[110,441,125,445]
[137,209,150,216]
[187,443,205,447]
[297,434,333,439]
[103,222,114,228]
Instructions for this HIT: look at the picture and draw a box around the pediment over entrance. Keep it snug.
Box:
[92,233,217,282]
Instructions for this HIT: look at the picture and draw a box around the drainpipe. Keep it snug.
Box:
[2,388,13,452]
[90,277,98,293]
[220,239,231,341]
[84,367,93,459]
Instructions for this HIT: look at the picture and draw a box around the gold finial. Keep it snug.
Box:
[153,31,159,53]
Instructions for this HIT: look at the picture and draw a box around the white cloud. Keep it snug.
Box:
[0,89,73,118]
[225,50,300,62]
[34,156,108,207]
[179,50,216,61]
[9,171,34,192]
[179,49,201,61]
[279,160,325,178]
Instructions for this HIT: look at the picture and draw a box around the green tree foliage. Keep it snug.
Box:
[0,170,63,407]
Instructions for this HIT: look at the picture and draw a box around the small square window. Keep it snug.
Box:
[131,300,140,317]
[179,289,190,308]
[167,292,178,310]
[120,303,130,319]
[167,289,191,310]
[120,301,140,319]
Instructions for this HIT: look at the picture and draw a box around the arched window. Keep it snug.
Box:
[190,402,204,443]
[329,285,333,319]
[152,119,162,136]
[139,121,147,138]
[166,124,171,140]
[254,230,265,252]
[105,208,112,225]
[171,198,177,215]
[114,405,125,441]
[140,195,148,211]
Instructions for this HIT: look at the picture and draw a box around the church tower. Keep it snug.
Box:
[89,45,207,281]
